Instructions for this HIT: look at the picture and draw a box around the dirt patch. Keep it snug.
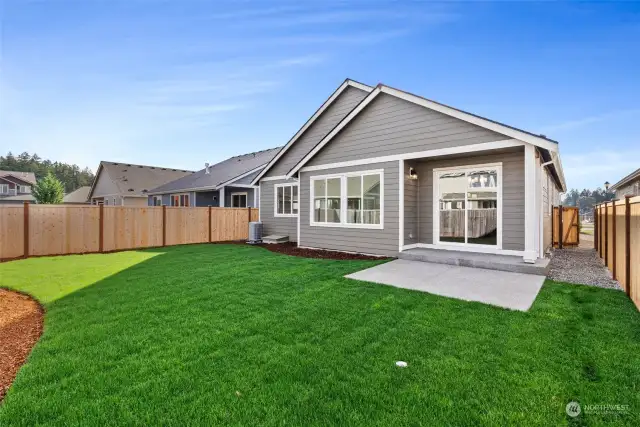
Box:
[0,289,44,402]
[257,242,391,260]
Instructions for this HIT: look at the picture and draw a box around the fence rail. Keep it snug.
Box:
[0,203,258,261]
[594,195,640,310]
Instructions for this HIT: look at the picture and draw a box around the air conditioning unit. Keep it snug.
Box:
[247,221,263,244]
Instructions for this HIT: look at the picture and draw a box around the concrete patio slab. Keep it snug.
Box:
[345,259,545,311]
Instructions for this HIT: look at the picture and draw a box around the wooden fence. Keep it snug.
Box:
[594,195,640,310]
[0,203,258,261]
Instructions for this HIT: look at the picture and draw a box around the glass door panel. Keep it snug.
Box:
[438,172,466,243]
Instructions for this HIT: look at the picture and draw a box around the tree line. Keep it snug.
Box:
[563,188,615,214]
[0,152,95,193]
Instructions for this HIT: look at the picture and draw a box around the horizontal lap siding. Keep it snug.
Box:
[300,161,399,256]
[416,148,525,251]
[265,87,369,177]
[307,94,511,165]
[404,160,419,245]
[260,179,297,241]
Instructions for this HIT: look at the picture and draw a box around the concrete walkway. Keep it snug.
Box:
[345,259,545,311]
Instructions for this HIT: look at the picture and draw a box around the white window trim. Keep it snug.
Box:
[0,184,8,193]
[432,162,502,250]
[18,185,31,193]
[230,192,248,208]
[152,195,163,206]
[274,183,299,217]
[171,193,190,207]
[309,169,384,230]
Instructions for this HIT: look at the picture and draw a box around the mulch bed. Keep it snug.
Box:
[0,289,44,402]
[257,242,391,260]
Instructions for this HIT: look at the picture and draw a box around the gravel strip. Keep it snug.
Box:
[547,247,621,290]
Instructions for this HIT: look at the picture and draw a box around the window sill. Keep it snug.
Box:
[310,222,383,230]
[274,213,299,218]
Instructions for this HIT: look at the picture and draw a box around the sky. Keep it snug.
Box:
[1,0,639,190]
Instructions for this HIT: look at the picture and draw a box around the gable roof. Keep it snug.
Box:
[610,168,640,191]
[63,186,91,203]
[285,82,566,190]
[0,170,37,185]
[148,147,280,194]
[250,79,373,184]
[88,162,194,199]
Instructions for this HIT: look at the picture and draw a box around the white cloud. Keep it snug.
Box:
[542,109,640,132]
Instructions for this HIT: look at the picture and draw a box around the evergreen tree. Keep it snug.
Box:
[0,151,95,193]
[32,172,65,204]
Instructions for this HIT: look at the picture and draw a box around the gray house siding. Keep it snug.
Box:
[404,160,419,245]
[196,191,219,207]
[299,161,399,257]
[91,168,119,200]
[260,179,297,241]
[306,94,511,166]
[415,147,525,251]
[264,87,369,177]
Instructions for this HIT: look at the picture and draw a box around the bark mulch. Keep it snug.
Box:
[257,242,391,260]
[0,289,44,402]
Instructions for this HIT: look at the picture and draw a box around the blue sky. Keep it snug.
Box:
[1,1,639,190]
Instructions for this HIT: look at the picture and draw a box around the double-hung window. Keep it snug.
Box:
[0,184,8,194]
[274,184,298,216]
[310,170,383,229]
[18,185,31,193]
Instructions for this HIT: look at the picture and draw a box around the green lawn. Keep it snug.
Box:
[0,244,639,426]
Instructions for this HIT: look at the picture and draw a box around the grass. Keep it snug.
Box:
[1,244,639,426]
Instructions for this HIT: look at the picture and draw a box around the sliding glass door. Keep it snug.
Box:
[435,164,501,248]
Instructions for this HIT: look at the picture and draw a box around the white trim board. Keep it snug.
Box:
[251,79,373,185]
[398,159,404,252]
[217,164,266,189]
[295,139,523,175]
[286,83,561,178]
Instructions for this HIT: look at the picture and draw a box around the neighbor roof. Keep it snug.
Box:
[0,170,37,185]
[610,168,640,192]
[149,147,281,194]
[63,186,91,203]
[88,162,194,199]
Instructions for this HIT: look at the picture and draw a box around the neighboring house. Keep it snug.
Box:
[251,79,566,263]
[147,148,280,207]
[88,162,194,206]
[63,186,91,204]
[610,168,640,198]
[0,170,36,204]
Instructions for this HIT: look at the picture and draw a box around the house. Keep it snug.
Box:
[147,147,280,207]
[0,170,36,204]
[63,186,91,204]
[251,79,566,263]
[88,162,194,206]
[610,168,640,198]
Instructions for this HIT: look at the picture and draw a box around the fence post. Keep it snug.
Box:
[604,202,609,266]
[625,196,631,297]
[594,206,598,251]
[558,205,564,249]
[23,201,29,258]
[99,203,104,252]
[208,206,212,243]
[612,200,617,279]
[162,205,167,247]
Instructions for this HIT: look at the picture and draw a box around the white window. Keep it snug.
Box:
[310,170,383,229]
[18,185,31,193]
[171,193,190,207]
[0,184,8,194]
[152,196,163,206]
[231,192,248,208]
[434,163,502,248]
[274,184,298,217]
[104,199,109,206]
